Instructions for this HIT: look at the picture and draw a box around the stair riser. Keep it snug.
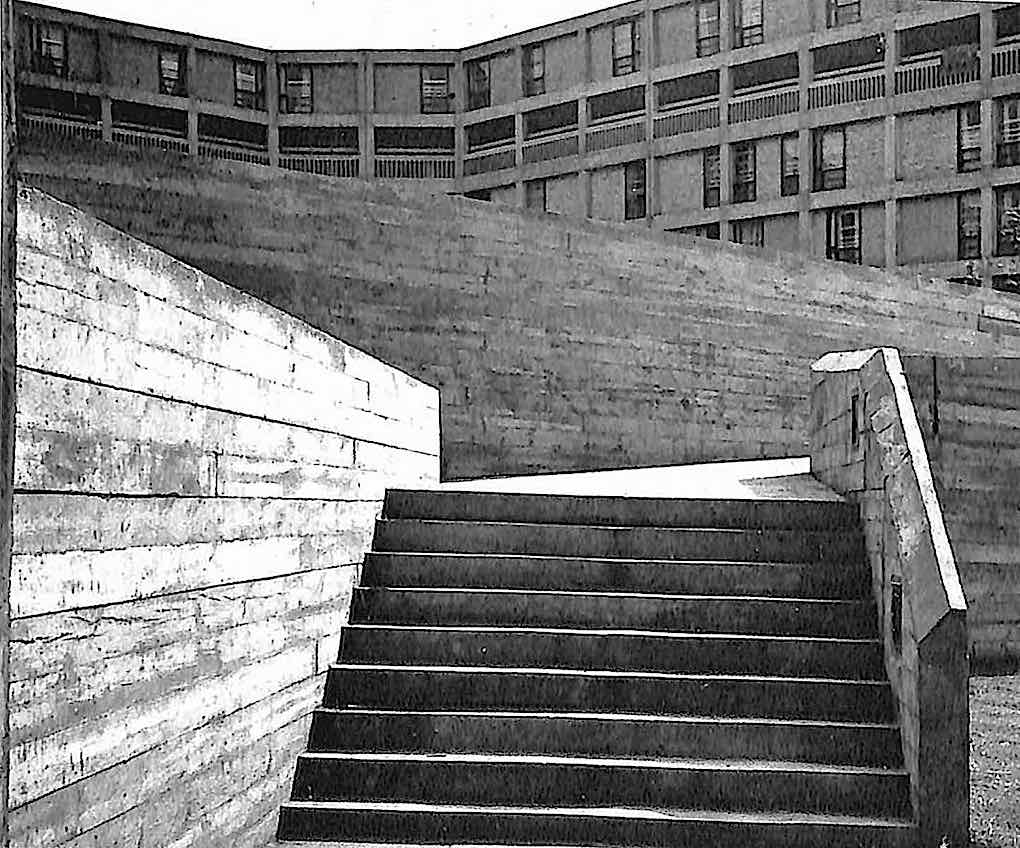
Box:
[325,669,895,722]
[373,521,864,563]
[307,712,904,767]
[340,628,885,679]
[350,590,876,638]
[361,554,871,599]
[384,490,859,531]
[277,807,915,847]
[289,758,911,818]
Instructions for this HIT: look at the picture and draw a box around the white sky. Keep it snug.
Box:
[42,0,628,50]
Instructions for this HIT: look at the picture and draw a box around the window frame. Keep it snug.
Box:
[696,0,721,58]
[278,63,313,114]
[996,185,1020,256]
[703,147,721,208]
[957,103,981,172]
[826,206,861,264]
[732,140,757,204]
[466,57,492,111]
[733,0,764,49]
[813,126,846,191]
[525,178,547,212]
[781,133,800,196]
[730,218,765,247]
[233,59,266,110]
[625,160,647,220]
[612,19,640,76]
[420,64,452,114]
[997,97,1020,167]
[523,43,546,97]
[827,0,861,28]
[158,46,187,97]
[958,192,982,260]
[31,20,67,77]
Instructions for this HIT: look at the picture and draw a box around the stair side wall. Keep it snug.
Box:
[7,187,439,848]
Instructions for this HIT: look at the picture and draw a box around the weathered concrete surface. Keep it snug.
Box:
[8,188,440,848]
[811,348,969,848]
[18,139,1020,480]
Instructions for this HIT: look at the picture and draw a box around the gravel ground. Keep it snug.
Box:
[970,675,1020,847]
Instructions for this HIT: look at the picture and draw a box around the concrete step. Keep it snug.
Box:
[287,753,911,819]
[338,626,885,679]
[384,490,856,530]
[277,802,915,847]
[306,710,904,768]
[372,519,863,563]
[361,552,871,599]
[324,666,895,722]
[349,588,876,638]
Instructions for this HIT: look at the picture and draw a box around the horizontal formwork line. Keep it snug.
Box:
[376,518,855,534]
[368,552,834,567]
[14,488,386,503]
[353,588,866,605]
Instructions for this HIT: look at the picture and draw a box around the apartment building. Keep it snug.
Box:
[14,0,1020,289]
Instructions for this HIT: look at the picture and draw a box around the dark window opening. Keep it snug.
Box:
[233,59,265,110]
[197,113,267,147]
[996,5,1020,42]
[657,71,719,109]
[279,64,313,114]
[279,126,358,153]
[812,35,884,75]
[826,207,861,263]
[525,102,577,138]
[958,103,981,173]
[421,65,452,114]
[525,179,547,211]
[375,126,455,153]
[111,101,187,136]
[465,188,493,201]
[696,0,720,58]
[612,19,640,76]
[588,86,644,122]
[625,160,647,220]
[158,46,187,96]
[733,0,764,49]
[30,20,67,77]
[996,185,1020,256]
[732,141,756,204]
[731,218,764,246]
[813,126,846,191]
[703,147,720,208]
[18,84,100,120]
[466,115,515,151]
[900,15,979,59]
[731,53,798,91]
[826,0,860,29]
[958,192,981,260]
[997,97,1020,167]
[992,274,1020,295]
[523,44,545,97]
[466,58,491,110]
[781,133,799,196]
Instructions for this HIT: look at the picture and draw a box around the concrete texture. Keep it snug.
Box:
[9,187,440,848]
[18,140,1020,481]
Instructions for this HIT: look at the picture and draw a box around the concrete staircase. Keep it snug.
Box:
[277,489,914,847]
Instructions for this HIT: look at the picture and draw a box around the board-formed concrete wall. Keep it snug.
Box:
[902,354,1020,670]
[18,139,1020,479]
[8,187,439,847]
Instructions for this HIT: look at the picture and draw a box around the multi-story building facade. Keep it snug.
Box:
[14,0,1020,289]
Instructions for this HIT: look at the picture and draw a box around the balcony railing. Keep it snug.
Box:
[375,155,455,180]
[993,41,1020,78]
[197,140,271,166]
[464,145,516,175]
[653,102,720,139]
[111,126,190,155]
[279,154,360,178]
[20,111,102,141]
[586,113,646,153]
[808,67,885,110]
[728,84,798,124]
[895,54,979,95]
[522,132,578,164]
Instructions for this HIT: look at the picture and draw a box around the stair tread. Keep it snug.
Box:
[295,751,907,775]
[377,519,849,533]
[355,587,869,605]
[279,800,912,827]
[370,552,853,567]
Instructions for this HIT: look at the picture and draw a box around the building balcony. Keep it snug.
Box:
[808,65,885,110]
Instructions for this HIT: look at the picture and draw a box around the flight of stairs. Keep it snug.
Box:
[277,489,914,847]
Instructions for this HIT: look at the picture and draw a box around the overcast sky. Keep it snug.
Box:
[42,1,628,49]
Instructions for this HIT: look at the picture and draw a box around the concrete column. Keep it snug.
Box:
[981,184,995,270]
[980,7,995,92]
[265,55,279,167]
[719,0,733,54]
[514,111,524,205]
[100,96,112,142]
[798,126,811,252]
[0,1,17,844]
[643,0,655,223]
[581,168,592,217]
[187,46,199,155]
[719,60,732,215]
[359,53,374,180]
[581,27,592,84]
[453,60,466,186]
[884,198,897,269]
[980,96,994,171]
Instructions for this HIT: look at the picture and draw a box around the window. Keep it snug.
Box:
[421,65,451,113]
[31,20,66,77]
[732,141,756,203]
[234,60,265,110]
[278,64,313,114]
[703,147,720,208]
[997,97,1020,167]
[731,218,765,247]
[827,0,861,28]
[525,179,547,212]
[523,44,545,97]
[826,207,861,263]
[467,58,491,110]
[612,20,640,76]
[996,186,1020,255]
[158,47,186,96]
[625,160,647,220]
[733,0,764,49]
[957,103,981,172]
[958,192,981,260]
[465,188,493,201]
[696,0,720,58]
[781,133,799,196]
[813,126,846,191]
